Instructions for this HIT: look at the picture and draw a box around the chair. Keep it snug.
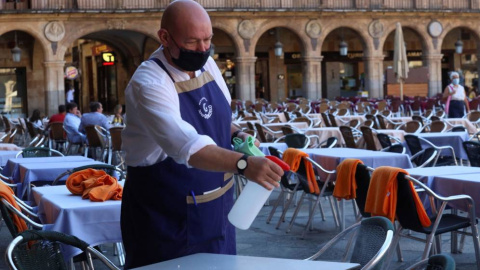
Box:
[427,121,447,133]
[320,112,331,127]
[360,126,378,151]
[339,126,360,149]
[449,125,467,132]
[15,147,64,158]
[319,136,338,148]
[337,108,350,116]
[376,133,402,150]
[365,114,379,129]
[2,128,18,144]
[462,141,480,167]
[52,164,125,185]
[25,121,40,142]
[109,126,124,167]
[382,144,406,154]
[328,113,338,127]
[6,230,120,270]
[363,119,375,128]
[404,134,457,167]
[348,119,360,129]
[406,253,456,270]
[2,115,12,133]
[396,120,422,134]
[381,171,480,269]
[289,117,313,129]
[412,115,426,127]
[306,216,394,270]
[48,122,67,152]
[63,126,84,156]
[84,125,111,162]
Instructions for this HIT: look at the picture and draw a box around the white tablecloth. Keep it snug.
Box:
[32,184,123,260]
[445,118,477,134]
[305,127,344,145]
[264,122,308,131]
[0,143,22,151]
[259,143,288,155]
[16,160,104,198]
[416,131,469,159]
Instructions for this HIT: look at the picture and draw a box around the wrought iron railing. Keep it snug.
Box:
[0,0,477,12]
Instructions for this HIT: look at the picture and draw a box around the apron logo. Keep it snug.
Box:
[198,97,213,119]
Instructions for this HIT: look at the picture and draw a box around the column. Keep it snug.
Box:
[235,56,257,101]
[301,56,323,100]
[43,60,66,116]
[424,53,443,97]
[364,55,384,98]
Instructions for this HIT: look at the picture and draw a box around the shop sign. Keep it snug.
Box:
[65,66,78,80]
[92,44,112,56]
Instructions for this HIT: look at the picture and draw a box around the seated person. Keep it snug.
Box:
[63,102,86,144]
[48,104,66,124]
[78,102,110,133]
[112,104,124,126]
[29,109,44,130]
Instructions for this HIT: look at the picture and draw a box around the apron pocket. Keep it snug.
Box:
[186,195,225,246]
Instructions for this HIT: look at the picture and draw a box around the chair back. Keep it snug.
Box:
[426,254,456,270]
[320,113,331,127]
[412,115,425,126]
[85,125,106,148]
[468,111,480,122]
[429,121,447,133]
[363,119,375,128]
[360,126,377,151]
[463,141,480,167]
[404,134,423,156]
[321,137,338,148]
[376,115,388,129]
[413,147,438,168]
[377,100,388,111]
[385,144,406,154]
[2,116,11,133]
[254,123,268,143]
[291,117,312,127]
[337,108,349,116]
[376,133,392,149]
[365,114,378,129]
[402,120,422,133]
[430,115,441,122]
[109,127,123,152]
[281,126,295,135]
[327,114,338,127]
[395,172,428,232]
[283,111,291,122]
[450,126,467,132]
[49,122,66,141]
[348,119,360,129]
[285,134,309,149]
[16,147,64,158]
[25,121,39,138]
[354,163,372,218]
[339,126,357,149]
[52,164,125,185]
[318,103,330,114]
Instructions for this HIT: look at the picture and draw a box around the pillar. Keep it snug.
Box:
[43,60,65,116]
[424,53,443,97]
[301,56,323,100]
[235,56,257,101]
[364,55,384,98]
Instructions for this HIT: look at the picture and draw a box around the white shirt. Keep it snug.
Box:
[66,89,75,102]
[122,47,231,167]
[449,84,465,101]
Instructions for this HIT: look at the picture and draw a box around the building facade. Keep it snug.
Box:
[1,0,479,116]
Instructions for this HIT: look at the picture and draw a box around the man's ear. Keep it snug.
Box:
[158,29,169,45]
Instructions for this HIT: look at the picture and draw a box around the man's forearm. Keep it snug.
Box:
[189,145,242,173]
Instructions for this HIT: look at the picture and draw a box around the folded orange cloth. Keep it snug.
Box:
[365,166,431,227]
[283,148,319,194]
[66,169,122,202]
[334,159,364,200]
[0,182,27,233]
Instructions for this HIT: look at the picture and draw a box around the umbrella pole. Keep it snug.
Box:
[400,81,404,101]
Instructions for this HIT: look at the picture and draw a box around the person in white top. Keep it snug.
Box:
[443,71,470,118]
[121,1,283,268]
[66,87,75,103]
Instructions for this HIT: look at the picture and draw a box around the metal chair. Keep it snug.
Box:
[6,230,120,270]
[328,113,339,127]
[306,216,394,270]
[339,126,361,148]
[360,126,378,151]
[462,141,480,167]
[15,147,64,158]
[48,121,67,152]
[52,164,125,185]
[381,172,480,269]
[426,120,447,133]
[319,136,338,148]
[254,123,282,143]
[396,120,423,134]
[404,134,457,167]
[84,125,111,162]
[406,253,456,270]
[320,112,331,127]
[109,126,124,168]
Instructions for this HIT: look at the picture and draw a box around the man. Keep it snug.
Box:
[121,1,283,268]
[66,87,75,103]
[78,101,110,133]
[48,104,66,124]
[63,102,85,143]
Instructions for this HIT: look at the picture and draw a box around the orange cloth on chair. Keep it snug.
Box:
[282,148,319,194]
[365,166,431,227]
[333,159,364,200]
[0,182,27,233]
[66,169,123,202]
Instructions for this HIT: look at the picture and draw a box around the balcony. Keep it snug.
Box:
[0,0,476,13]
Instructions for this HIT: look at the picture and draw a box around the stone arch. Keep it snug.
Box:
[379,23,431,54]
[249,20,307,57]
[438,24,480,51]
[0,25,49,61]
[211,21,240,56]
[319,25,371,56]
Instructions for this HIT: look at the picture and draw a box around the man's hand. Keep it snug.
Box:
[243,156,283,190]
[238,131,260,147]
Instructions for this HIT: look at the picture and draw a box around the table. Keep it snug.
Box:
[445,118,477,134]
[416,131,469,159]
[0,143,22,151]
[131,253,360,270]
[3,156,92,180]
[406,166,480,188]
[32,184,123,260]
[336,115,366,126]
[233,119,261,129]
[15,160,104,198]
[259,142,288,155]
[0,151,21,166]
[305,127,344,145]
[264,122,309,131]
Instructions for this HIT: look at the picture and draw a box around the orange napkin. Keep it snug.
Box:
[334,159,364,200]
[283,148,319,194]
[365,166,431,227]
[66,169,122,202]
[0,182,27,233]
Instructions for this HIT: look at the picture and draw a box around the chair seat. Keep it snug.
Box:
[410,214,475,235]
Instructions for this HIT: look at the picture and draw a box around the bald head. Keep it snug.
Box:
[161,0,211,34]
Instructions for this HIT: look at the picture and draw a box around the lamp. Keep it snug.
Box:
[455,39,463,54]
[274,28,283,57]
[11,31,21,63]
[209,43,215,57]
[339,28,348,56]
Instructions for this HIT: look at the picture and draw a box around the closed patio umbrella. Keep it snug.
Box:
[393,22,409,101]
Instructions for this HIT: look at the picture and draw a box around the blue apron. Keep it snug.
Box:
[121,58,235,269]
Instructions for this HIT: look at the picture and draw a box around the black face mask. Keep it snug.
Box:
[169,36,211,72]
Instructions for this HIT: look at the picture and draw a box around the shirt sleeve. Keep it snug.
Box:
[131,81,216,167]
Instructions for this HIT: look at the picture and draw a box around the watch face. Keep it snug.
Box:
[237,159,248,170]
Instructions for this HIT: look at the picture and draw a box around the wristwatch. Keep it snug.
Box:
[236,154,249,175]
